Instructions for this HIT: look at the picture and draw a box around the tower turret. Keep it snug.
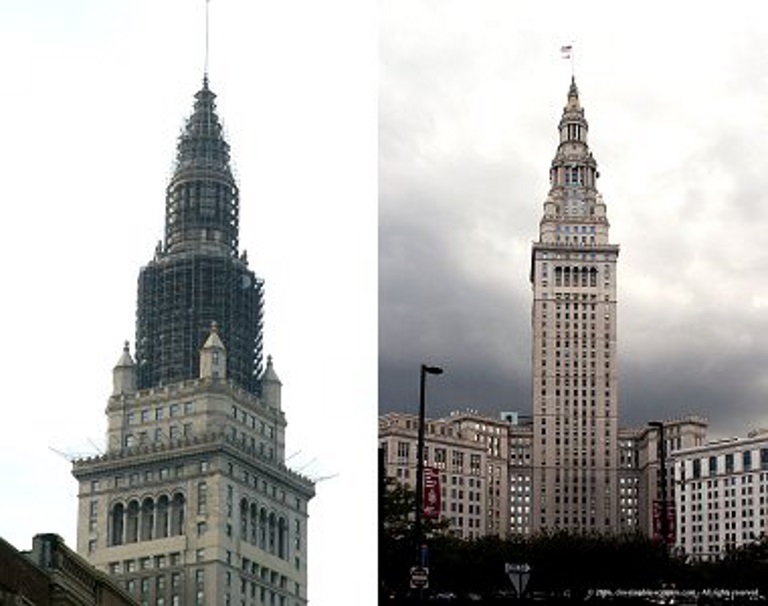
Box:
[199,321,227,380]
[111,341,136,396]
[260,355,282,410]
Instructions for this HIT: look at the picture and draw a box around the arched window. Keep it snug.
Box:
[259,508,267,550]
[278,517,287,559]
[240,499,249,540]
[157,495,170,539]
[268,512,276,554]
[126,500,140,543]
[111,503,125,546]
[170,493,185,536]
[140,498,155,541]
[250,503,258,545]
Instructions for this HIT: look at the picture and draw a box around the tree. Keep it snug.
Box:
[379,476,450,599]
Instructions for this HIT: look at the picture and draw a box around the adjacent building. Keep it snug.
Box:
[672,429,768,560]
[72,77,314,606]
[379,411,511,539]
[0,533,136,606]
[380,408,709,542]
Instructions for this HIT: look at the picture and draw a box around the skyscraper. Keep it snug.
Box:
[72,77,314,606]
[530,78,620,533]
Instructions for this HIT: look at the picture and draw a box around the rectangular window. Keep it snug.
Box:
[761,448,768,470]
[744,451,753,471]
[197,482,208,514]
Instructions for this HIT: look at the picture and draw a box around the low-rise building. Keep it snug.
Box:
[0,533,137,605]
[673,428,768,560]
[379,410,511,539]
[380,410,710,543]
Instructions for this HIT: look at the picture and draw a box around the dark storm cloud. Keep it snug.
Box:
[379,3,768,440]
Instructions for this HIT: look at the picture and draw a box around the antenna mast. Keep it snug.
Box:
[204,0,210,80]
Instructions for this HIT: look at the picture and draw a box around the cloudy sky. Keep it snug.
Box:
[380,1,768,440]
[0,1,375,603]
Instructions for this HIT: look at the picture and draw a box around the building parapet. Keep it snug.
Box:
[73,431,313,496]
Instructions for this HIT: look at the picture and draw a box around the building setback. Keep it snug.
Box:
[72,77,314,606]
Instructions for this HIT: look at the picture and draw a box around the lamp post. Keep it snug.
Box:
[649,421,669,549]
[414,364,443,595]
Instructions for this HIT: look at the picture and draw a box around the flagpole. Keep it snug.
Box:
[571,41,576,78]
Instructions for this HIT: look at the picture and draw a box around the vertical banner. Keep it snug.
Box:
[423,466,441,519]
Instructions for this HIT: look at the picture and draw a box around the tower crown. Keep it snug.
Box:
[164,77,240,256]
[549,77,598,195]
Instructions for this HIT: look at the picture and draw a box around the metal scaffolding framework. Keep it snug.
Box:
[135,77,265,395]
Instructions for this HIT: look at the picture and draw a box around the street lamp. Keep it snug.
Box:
[649,421,669,549]
[414,364,443,588]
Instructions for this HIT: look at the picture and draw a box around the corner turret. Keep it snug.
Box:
[112,341,137,396]
[261,355,282,410]
[200,322,227,380]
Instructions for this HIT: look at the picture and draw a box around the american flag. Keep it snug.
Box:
[561,44,573,59]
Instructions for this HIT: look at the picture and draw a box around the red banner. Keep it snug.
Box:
[652,500,676,544]
[423,467,441,519]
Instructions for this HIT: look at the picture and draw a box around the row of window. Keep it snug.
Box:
[127,402,194,426]
[685,449,768,480]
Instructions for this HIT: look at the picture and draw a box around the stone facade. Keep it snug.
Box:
[529,78,621,533]
[379,411,511,539]
[71,78,314,606]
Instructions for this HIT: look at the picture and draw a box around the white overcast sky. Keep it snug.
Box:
[380,1,768,440]
[0,1,376,604]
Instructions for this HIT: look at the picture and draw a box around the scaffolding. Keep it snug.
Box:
[134,78,265,395]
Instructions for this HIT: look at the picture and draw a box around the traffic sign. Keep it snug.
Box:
[410,566,429,589]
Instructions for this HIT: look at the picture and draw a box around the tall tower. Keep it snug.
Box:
[72,79,314,606]
[530,78,620,533]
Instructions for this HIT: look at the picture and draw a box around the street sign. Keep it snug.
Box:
[505,562,531,597]
[410,566,429,589]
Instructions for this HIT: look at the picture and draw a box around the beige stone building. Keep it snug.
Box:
[379,411,510,539]
[71,77,314,606]
[529,78,621,533]
[73,332,313,606]
[672,428,768,560]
